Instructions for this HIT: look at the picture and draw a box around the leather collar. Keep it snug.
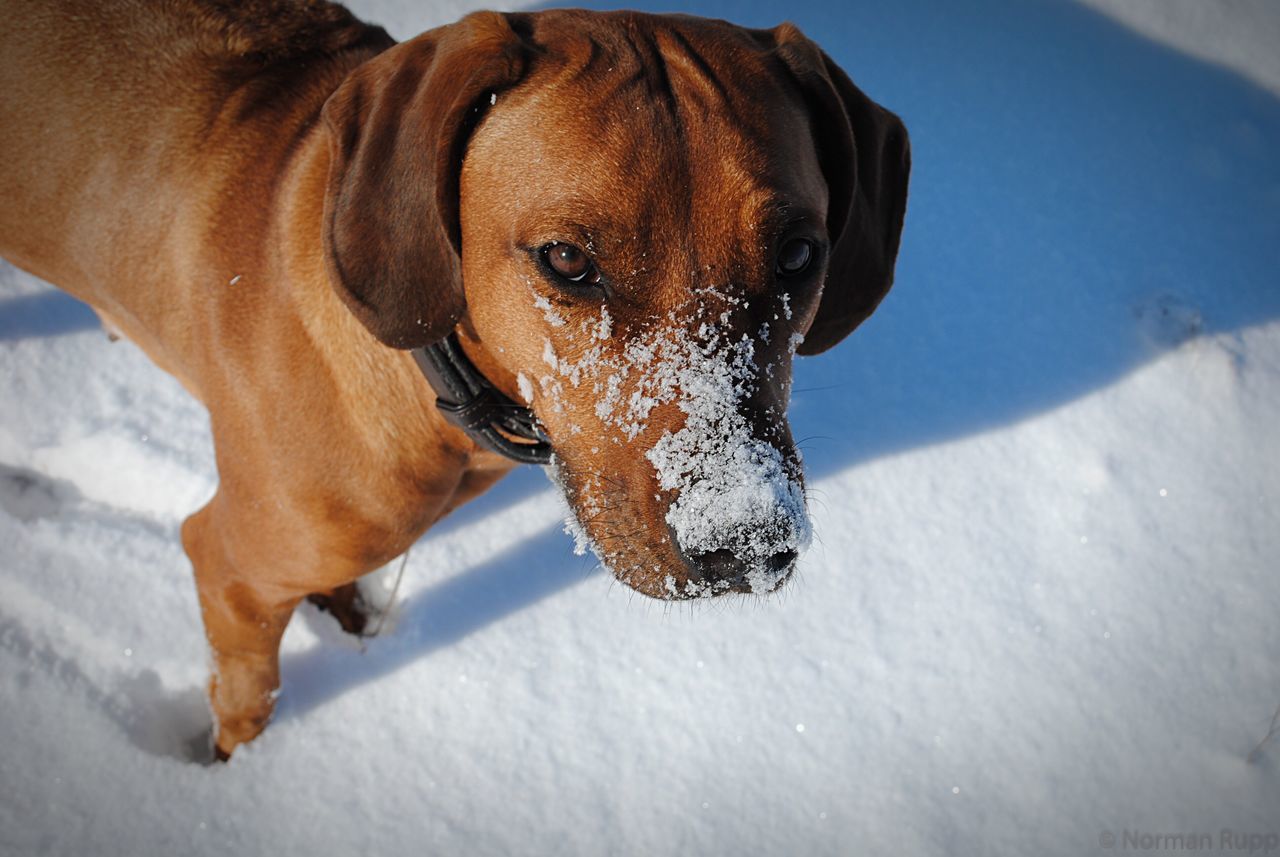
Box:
[412,335,553,465]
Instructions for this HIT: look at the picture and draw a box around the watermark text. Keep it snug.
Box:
[1098,830,1279,853]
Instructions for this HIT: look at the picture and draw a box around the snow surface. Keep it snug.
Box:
[1073,0,1280,97]
[2,0,1279,855]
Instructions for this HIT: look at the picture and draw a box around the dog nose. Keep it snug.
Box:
[686,546,798,593]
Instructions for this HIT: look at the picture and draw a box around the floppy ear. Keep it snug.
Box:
[321,12,529,349]
[773,26,911,355]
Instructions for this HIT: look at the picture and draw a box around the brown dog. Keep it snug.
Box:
[0,0,908,757]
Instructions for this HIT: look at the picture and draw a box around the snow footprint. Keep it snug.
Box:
[0,463,77,521]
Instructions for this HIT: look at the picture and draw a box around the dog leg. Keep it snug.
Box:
[181,495,304,758]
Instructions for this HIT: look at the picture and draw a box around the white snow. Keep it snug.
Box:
[530,290,565,328]
[1074,0,1280,96]
[2,1,1279,855]
[515,370,534,404]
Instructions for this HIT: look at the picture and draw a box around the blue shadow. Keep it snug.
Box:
[0,290,100,340]
[278,525,595,718]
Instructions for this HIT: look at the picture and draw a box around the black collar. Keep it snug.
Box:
[412,335,553,465]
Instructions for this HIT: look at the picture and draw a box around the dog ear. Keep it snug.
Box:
[773,26,911,355]
[321,12,529,349]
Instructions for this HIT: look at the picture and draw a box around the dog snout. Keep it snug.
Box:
[683,545,799,594]
[667,499,805,596]
[649,412,812,598]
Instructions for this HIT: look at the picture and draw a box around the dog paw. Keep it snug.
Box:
[179,725,224,766]
[307,586,373,637]
[308,578,402,639]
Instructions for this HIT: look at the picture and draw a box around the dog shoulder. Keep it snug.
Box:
[184,0,392,63]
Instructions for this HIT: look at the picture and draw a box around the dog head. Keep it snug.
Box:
[322,10,910,599]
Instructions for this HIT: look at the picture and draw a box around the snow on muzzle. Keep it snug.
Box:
[651,428,810,596]
[644,331,812,597]
[544,297,812,598]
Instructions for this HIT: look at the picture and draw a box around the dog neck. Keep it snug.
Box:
[412,335,552,465]
[280,130,545,473]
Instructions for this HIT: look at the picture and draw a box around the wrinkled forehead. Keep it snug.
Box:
[465,16,828,248]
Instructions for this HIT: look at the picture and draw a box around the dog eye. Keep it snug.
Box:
[776,238,814,277]
[542,243,600,285]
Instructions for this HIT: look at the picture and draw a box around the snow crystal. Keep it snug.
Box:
[592,306,612,340]
[532,292,566,328]
[562,516,591,556]
[516,372,534,405]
